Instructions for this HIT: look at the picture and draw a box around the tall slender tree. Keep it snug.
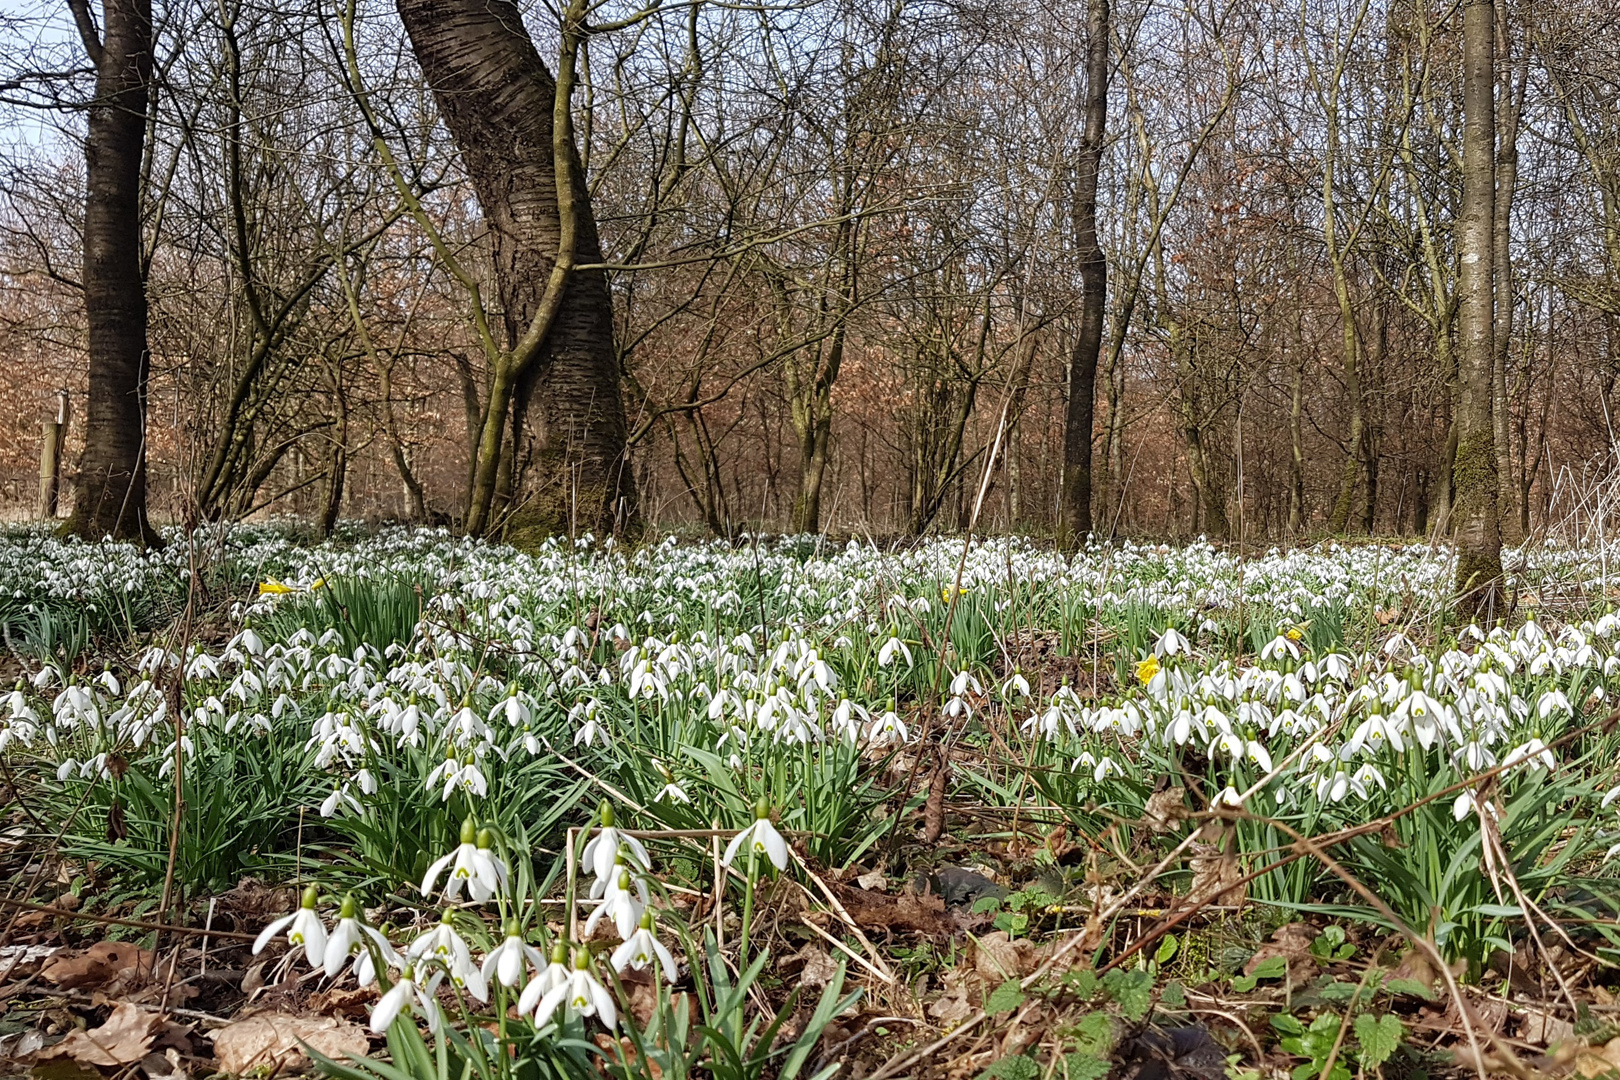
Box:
[1453,0,1505,613]
[65,0,155,542]
[1060,0,1110,542]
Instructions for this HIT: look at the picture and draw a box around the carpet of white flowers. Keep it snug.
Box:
[6,524,1620,1076]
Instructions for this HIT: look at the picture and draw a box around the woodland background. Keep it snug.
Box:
[1,0,1617,544]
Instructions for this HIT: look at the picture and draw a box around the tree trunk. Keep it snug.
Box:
[1453,0,1505,615]
[394,0,635,541]
[1492,17,1527,544]
[1059,0,1110,544]
[66,0,156,543]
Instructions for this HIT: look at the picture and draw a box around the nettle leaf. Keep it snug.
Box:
[1354,1013,1403,1068]
[977,1054,1040,1080]
[1062,1053,1110,1080]
[1160,981,1187,1008]
[986,979,1026,1016]
[1101,969,1154,1021]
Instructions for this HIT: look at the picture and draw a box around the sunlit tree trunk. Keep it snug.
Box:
[394,0,635,540]
[66,0,156,543]
[1453,0,1505,614]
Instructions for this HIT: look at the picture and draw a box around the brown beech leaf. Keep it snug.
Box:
[210,1012,369,1074]
[39,1002,163,1068]
[41,942,153,990]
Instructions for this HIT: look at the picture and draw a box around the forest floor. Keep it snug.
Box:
[3,523,1620,1080]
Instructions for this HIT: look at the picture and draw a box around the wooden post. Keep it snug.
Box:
[38,390,69,520]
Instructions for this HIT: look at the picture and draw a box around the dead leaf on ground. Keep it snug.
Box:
[973,930,1042,981]
[854,868,887,892]
[41,941,153,991]
[1517,1006,1574,1047]
[1142,787,1187,833]
[927,968,976,1025]
[1243,923,1318,987]
[1186,823,1247,907]
[307,985,376,1019]
[789,944,841,989]
[39,1001,163,1068]
[210,1012,369,1074]
[835,885,952,936]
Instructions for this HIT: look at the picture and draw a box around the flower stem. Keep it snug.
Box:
[738,844,758,968]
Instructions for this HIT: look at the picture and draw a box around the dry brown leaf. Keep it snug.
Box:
[928,968,976,1025]
[973,930,1039,981]
[1142,787,1186,833]
[39,1002,163,1068]
[1518,1007,1575,1048]
[1242,924,1318,987]
[210,1012,369,1074]
[791,944,841,989]
[41,941,153,990]
[307,985,376,1019]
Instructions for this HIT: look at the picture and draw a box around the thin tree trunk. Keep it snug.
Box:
[1492,16,1527,544]
[1059,0,1110,544]
[1453,0,1505,613]
[66,0,156,543]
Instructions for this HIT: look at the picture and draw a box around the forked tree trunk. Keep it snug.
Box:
[1453,0,1505,615]
[1059,0,1110,544]
[394,0,635,541]
[66,0,156,543]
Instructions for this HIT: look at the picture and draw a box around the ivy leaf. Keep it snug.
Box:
[986,979,1026,1016]
[1156,934,1179,964]
[1354,1013,1403,1068]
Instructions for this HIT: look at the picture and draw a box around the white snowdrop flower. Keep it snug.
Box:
[1001,671,1031,699]
[611,912,677,984]
[867,707,909,746]
[406,913,486,1001]
[722,801,790,871]
[1537,691,1572,720]
[517,944,572,1016]
[481,922,545,990]
[370,965,442,1034]
[421,819,508,902]
[877,636,913,668]
[581,806,651,883]
[253,886,329,968]
[585,867,646,940]
[531,951,616,1030]
[324,895,400,983]
[1503,737,1555,773]
[1155,628,1191,658]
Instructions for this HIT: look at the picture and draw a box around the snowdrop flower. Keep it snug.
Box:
[253,885,328,968]
[482,921,545,990]
[1503,737,1556,773]
[867,704,909,747]
[1000,671,1031,700]
[611,912,677,984]
[1154,627,1191,658]
[370,965,442,1034]
[407,913,487,1001]
[1537,691,1572,720]
[651,759,690,804]
[323,895,399,983]
[532,950,616,1030]
[722,800,790,871]
[517,943,572,1016]
[877,635,913,668]
[581,803,651,883]
[585,866,645,939]
[421,819,508,902]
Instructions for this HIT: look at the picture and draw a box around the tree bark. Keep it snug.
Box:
[1059,0,1110,544]
[66,0,156,543]
[1453,0,1505,615]
[394,0,635,541]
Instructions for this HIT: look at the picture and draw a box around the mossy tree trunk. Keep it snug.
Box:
[1453,0,1505,616]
